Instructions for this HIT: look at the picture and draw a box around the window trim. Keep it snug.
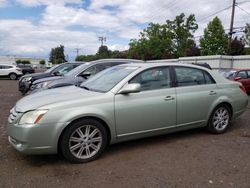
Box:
[173,66,216,88]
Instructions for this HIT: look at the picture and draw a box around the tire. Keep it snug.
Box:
[60,119,108,163]
[207,104,232,134]
[9,73,17,80]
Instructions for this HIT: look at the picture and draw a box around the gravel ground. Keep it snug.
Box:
[0,80,250,188]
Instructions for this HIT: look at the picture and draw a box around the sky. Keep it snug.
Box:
[0,0,250,60]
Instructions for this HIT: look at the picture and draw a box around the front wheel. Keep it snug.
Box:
[60,119,108,163]
[207,104,231,134]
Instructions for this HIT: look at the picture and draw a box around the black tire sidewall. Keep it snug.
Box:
[60,119,108,163]
[208,104,231,134]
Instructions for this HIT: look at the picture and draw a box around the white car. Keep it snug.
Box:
[0,64,23,80]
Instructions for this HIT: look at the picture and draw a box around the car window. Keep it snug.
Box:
[129,67,171,91]
[175,67,214,87]
[1,65,12,69]
[83,64,106,75]
[246,70,250,78]
[237,71,247,79]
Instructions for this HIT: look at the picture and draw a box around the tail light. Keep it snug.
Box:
[239,85,247,93]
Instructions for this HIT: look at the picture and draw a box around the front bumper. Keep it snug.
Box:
[7,121,65,155]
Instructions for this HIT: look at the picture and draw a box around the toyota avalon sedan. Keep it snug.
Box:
[7,63,248,163]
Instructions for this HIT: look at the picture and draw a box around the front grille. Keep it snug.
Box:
[8,107,21,124]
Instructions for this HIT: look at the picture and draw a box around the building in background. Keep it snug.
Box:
[0,56,46,68]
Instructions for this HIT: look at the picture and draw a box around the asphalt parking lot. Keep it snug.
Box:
[0,80,250,188]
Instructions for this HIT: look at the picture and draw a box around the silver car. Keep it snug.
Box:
[7,63,248,163]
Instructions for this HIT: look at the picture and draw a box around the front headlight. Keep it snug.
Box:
[18,110,48,125]
[35,81,50,89]
[22,77,32,82]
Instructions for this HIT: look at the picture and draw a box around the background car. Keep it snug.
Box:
[29,59,144,94]
[0,64,23,80]
[17,64,35,75]
[19,62,83,94]
[222,69,250,93]
[7,63,248,163]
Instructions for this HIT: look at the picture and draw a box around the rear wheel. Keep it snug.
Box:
[60,119,108,163]
[207,104,231,134]
[9,73,17,80]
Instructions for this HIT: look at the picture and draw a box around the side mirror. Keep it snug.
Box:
[118,83,141,94]
[53,71,62,76]
[234,77,241,81]
[80,72,91,78]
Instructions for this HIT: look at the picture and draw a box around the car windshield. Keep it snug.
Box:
[80,66,139,92]
[65,63,89,77]
[225,71,237,79]
[45,64,60,73]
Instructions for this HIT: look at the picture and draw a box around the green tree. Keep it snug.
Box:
[166,13,198,57]
[96,45,111,58]
[228,37,245,55]
[186,39,200,56]
[200,16,228,55]
[128,13,198,60]
[49,45,67,64]
[244,23,250,46]
[16,60,31,64]
[39,60,46,65]
[128,23,174,60]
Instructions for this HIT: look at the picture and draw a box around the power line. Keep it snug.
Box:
[197,5,232,22]
[236,4,250,16]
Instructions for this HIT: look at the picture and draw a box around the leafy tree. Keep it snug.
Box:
[128,13,198,60]
[16,60,22,64]
[75,55,97,62]
[228,37,245,55]
[49,45,67,64]
[244,23,250,46]
[128,23,174,60]
[200,16,228,55]
[186,39,200,56]
[166,13,198,57]
[16,60,31,64]
[39,60,46,65]
[96,45,111,58]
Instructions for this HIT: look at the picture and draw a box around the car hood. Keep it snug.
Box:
[33,76,63,84]
[20,72,50,79]
[15,86,102,112]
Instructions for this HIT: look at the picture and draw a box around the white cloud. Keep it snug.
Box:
[0,0,8,7]
[0,19,99,57]
[15,0,82,7]
[1,0,250,57]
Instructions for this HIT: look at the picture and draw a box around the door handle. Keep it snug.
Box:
[164,96,175,101]
[209,91,217,95]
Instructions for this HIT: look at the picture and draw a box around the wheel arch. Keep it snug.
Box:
[207,100,233,122]
[57,116,112,153]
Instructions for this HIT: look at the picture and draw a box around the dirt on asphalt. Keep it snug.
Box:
[0,80,250,188]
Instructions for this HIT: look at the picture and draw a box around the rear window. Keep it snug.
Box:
[175,67,215,87]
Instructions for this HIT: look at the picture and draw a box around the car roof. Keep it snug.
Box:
[89,58,145,64]
[117,62,213,71]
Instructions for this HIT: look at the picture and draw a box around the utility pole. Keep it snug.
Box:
[98,36,106,46]
[228,0,236,46]
[75,48,81,57]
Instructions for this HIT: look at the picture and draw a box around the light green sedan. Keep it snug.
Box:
[7,63,248,163]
